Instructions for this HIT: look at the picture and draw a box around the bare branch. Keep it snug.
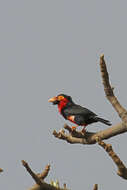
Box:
[22,160,69,190]
[22,160,43,186]
[93,184,98,190]
[53,122,127,145]
[100,54,127,124]
[63,184,67,189]
[37,164,50,180]
[0,168,3,173]
[96,137,127,180]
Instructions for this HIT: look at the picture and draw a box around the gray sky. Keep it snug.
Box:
[0,1,127,189]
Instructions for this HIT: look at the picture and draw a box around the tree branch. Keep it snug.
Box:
[93,184,98,190]
[100,54,127,124]
[37,164,50,180]
[96,137,127,180]
[22,160,43,186]
[0,168,3,173]
[22,160,68,190]
[53,123,127,145]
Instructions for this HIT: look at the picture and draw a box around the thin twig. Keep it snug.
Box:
[0,168,3,173]
[22,160,42,185]
[93,184,98,190]
[37,164,50,180]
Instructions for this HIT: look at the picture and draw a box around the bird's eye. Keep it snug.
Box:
[57,95,64,101]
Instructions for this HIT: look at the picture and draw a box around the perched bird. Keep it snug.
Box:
[48,94,111,130]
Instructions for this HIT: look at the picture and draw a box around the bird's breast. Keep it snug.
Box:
[58,101,68,114]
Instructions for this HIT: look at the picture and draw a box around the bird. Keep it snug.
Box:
[48,94,111,131]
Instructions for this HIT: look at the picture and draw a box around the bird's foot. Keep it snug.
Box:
[81,127,86,135]
[71,126,77,131]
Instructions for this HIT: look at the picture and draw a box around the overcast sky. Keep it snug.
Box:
[0,1,127,190]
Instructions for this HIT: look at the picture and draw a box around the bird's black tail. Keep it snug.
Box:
[95,117,111,126]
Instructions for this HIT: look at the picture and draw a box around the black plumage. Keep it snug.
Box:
[61,98,111,126]
[49,94,111,127]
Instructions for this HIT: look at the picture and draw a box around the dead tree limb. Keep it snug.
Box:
[93,184,98,190]
[100,54,127,125]
[0,168,3,173]
[53,123,127,145]
[22,160,68,190]
[96,137,127,180]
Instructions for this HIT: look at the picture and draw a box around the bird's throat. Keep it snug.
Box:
[58,99,69,114]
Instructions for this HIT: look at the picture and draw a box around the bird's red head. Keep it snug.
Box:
[48,94,73,114]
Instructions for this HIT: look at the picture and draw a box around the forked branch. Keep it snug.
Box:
[100,54,127,124]
[96,137,127,180]
[22,160,96,190]
[22,160,68,190]
[53,123,127,145]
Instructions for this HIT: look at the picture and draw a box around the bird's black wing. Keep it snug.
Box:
[63,104,97,118]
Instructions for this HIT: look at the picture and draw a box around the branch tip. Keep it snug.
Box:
[95,136,101,143]
[93,184,98,190]
[64,123,68,128]
[21,160,27,167]
[63,183,67,189]
[100,54,104,59]
[64,124,72,132]
[111,86,115,90]
[0,168,3,173]
[59,128,65,133]
[53,130,58,137]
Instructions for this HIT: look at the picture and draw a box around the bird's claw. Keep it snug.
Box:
[71,126,77,131]
[81,128,86,135]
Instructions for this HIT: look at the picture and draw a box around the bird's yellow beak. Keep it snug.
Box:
[48,96,58,102]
